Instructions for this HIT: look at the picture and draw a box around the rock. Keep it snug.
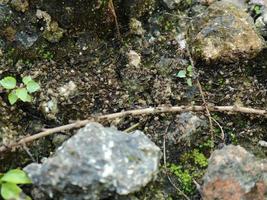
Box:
[202,145,267,200]
[24,123,161,200]
[221,0,247,10]
[10,0,29,12]
[15,31,38,48]
[58,81,77,98]
[254,6,267,37]
[36,10,64,43]
[129,18,145,36]
[127,50,141,67]
[198,0,216,6]
[250,0,267,6]
[40,97,59,120]
[161,0,180,9]
[167,112,207,144]
[255,14,267,37]
[189,1,265,63]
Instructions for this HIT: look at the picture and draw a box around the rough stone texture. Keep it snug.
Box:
[189,1,265,63]
[10,0,29,12]
[161,0,180,9]
[250,0,267,6]
[24,123,161,200]
[167,112,207,144]
[202,145,267,200]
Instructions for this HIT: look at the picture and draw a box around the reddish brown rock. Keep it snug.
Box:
[202,145,267,200]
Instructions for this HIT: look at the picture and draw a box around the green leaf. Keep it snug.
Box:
[1,169,32,184]
[15,88,29,102]
[1,182,21,200]
[187,65,193,77]
[25,196,32,200]
[177,70,186,78]
[26,80,40,93]
[22,76,32,85]
[187,65,193,72]
[0,77,16,90]
[25,94,32,102]
[8,91,18,105]
[187,78,192,87]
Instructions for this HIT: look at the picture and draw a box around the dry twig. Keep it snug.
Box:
[0,105,266,153]
[196,80,214,142]
[108,0,121,39]
[184,39,214,144]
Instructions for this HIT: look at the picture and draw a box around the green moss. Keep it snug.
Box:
[37,45,54,60]
[191,149,208,167]
[167,148,209,195]
[168,164,194,194]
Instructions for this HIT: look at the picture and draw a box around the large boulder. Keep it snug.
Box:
[24,123,161,200]
[189,1,265,63]
[202,145,267,200]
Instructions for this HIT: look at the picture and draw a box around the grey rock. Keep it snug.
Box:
[221,0,247,10]
[202,145,267,199]
[254,6,267,37]
[249,0,267,6]
[0,4,12,26]
[161,0,180,9]
[255,15,267,37]
[167,112,207,144]
[24,123,161,200]
[15,31,38,48]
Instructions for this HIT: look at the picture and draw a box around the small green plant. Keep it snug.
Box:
[168,164,193,194]
[199,139,215,150]
[176,65,193,86]
[0,76,40,105]
[0,169,32,200]
[252,5,262,15]
[191,149,208,168]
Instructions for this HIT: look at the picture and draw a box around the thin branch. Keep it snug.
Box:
[0,105,266,153]
[212,117,225,142]
[197,79,214,143]
[124,122,141,133]
[184,34,214,144]
[108,0,121,39]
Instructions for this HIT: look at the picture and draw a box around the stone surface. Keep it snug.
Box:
[189,1,265,63]
[202,145,267,200]
[250,0,267,6]
[24,123,161,200]
[167,112,207,144]
[162,0,180,9]
[10,0,29,12]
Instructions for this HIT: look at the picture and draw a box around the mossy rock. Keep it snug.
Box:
[188,1,265,63]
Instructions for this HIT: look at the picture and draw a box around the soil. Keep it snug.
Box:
[0,1,267,199]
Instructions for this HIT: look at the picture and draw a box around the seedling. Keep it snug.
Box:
[176,65,193,86]
[252,5,262,15]
[0,169,32,200]
[0,76,40,105]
